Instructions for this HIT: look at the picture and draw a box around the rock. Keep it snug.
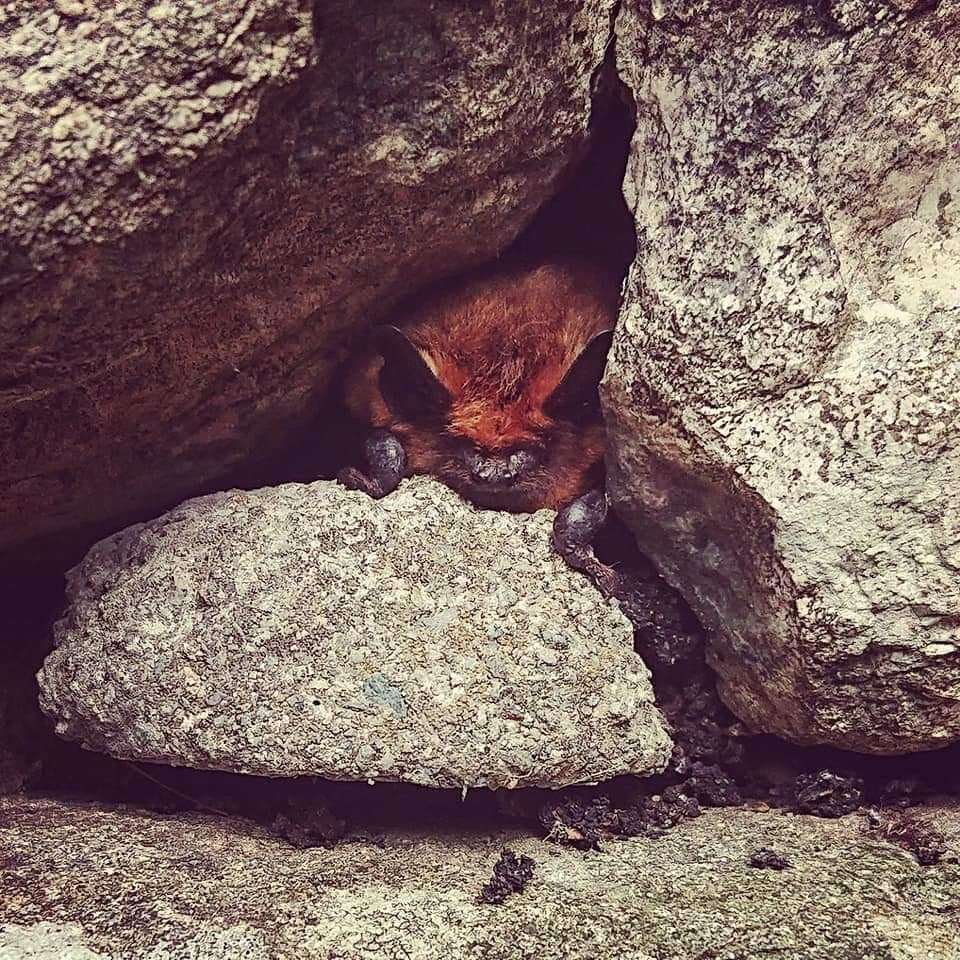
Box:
[478,848,536,905]
[747,848,791,871]
[538,788,702,848]
[0,922,107,960]
[795,770,864,819]
[2,796,959,958]
[606,0,960,753]
[38,477,671,788]
[868,808,950,867]
[0,0,615,552]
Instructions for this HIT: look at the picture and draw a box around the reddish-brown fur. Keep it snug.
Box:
[344,260,618,511]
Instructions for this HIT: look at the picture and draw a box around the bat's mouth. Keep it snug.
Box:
[441,444,545,512]
[452,479,538,513]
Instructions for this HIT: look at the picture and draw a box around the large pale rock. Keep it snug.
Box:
[0,0,614,551]
[3,796,960,959]
[605,0,960,753]
[0,923,105,960]
[38,477,670,788]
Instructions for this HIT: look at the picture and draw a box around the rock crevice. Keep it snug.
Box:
[0,0,616,552]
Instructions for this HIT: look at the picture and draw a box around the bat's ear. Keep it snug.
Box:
[544,329,614,422]
[374,325,451,421]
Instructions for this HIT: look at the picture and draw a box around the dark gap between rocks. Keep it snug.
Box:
[2,56,959,860]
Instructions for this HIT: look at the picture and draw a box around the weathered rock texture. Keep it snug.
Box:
[0,0,614,552]
[3,797,959,959]
[0,922,104,960]
[605,0,960,754]
[38,477,670,788]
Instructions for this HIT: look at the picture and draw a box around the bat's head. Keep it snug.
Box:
[372,324,613,512]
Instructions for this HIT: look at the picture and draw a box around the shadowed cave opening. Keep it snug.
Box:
[2,59,959,855]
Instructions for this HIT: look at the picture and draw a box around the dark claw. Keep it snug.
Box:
[337,429,406,499]
[553,488,629,602]
[553,488,607,558]
[555,489,703,670]
[365,429,406,493]
[337,466,388,498]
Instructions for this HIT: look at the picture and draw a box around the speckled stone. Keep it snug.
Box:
[606,0,960,754]
[38,477,671,789]
[2,797,959,959]
[0,923,107,960]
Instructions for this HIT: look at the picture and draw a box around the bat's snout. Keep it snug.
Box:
[466,448,541,487]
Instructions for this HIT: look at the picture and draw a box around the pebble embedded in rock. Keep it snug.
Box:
[794,771,863,818]
[38,477,672,789]
[479,848,535,904]
[748,848,791,870]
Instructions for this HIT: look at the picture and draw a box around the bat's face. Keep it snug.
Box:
[373,326,612,512]
[428,426,605,513]
[440,440,548,511]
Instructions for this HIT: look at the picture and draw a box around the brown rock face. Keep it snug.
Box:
[606,0,960,754]
[0,0,615,551]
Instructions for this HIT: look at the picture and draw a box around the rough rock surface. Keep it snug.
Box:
[605,0,960,753]
[0,922,105,960]
[0,0,614,551]
[38,477,670,788]
[2,797,959,959]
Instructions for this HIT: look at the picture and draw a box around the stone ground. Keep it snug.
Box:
[1,796,958,959]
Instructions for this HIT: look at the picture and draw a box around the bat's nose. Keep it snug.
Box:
[468,449,539,486]
[470,455,511,484]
